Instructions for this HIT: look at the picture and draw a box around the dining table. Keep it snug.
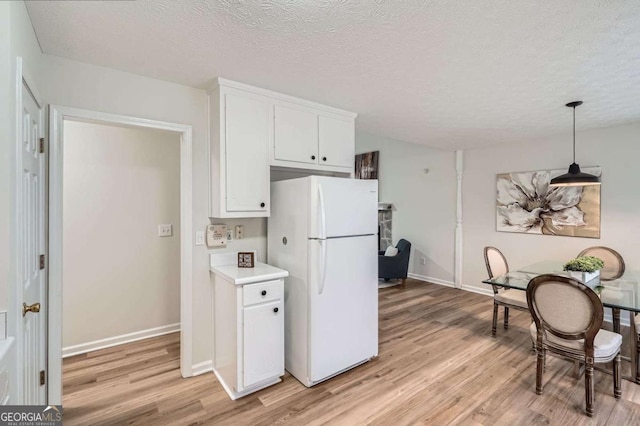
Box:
[482,260,639,383]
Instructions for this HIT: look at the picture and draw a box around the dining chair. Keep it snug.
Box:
[484,246,528,336]
[527,274,622,417]
[577,246,625,281]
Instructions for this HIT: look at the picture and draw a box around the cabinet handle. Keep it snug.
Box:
[322,157,327,162]
[311,155,316,160]
[273,307,279,313]
[261,290,267,296]
[260,202,265,208]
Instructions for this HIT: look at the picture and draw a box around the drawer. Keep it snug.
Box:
[243,280,283,306]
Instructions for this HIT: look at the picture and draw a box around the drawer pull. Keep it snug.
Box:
[322,157,327,162]
[311,155,316,160]
[260,202,266,208]
[273,307,279,313]
[261,290,267,296]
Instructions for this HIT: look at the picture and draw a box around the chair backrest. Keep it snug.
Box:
[577,246,625,281]
[484,246,509,279]
[527,274,603,354]
[396,239,411,254]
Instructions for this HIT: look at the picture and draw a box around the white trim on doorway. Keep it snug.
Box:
[47,106,193,405]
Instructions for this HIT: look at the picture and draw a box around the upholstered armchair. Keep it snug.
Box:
[378,239,411,287]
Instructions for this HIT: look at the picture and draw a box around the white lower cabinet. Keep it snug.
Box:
[243,300,284,387]
[211,262,287,400]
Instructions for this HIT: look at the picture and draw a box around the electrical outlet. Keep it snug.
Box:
[195,231,205,246]
[226,229,234,241]
[158,224,173,237]
[421,257,426,265]
[235,225,244,240]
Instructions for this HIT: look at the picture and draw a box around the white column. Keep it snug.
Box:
[454,150,464,289]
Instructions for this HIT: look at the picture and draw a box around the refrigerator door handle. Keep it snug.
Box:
[318,183,327,239]
[318,239,328,295]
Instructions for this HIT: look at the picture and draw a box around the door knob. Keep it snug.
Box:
[322,157,327,162]
[23,302,41,317]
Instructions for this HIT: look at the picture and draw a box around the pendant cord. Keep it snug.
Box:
[572,106,576,163]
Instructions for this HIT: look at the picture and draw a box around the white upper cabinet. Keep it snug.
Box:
[209,78,356,218]
[319,115,355,168]
[273,102,318,165]
[270,99,356,172]
[210,85,270,218]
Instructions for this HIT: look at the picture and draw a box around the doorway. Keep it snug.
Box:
[48,106,193,405]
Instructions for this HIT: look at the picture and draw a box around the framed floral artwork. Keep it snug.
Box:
[496,167,601,238]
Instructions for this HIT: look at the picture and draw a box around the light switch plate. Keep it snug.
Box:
[226,229,234,241]
[195,231,205,246]
[158,224,173,237]
[0,311,6,340]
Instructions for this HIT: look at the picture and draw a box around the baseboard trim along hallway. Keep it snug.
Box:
[62,323,180,358]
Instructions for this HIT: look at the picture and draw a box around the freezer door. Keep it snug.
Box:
[309,177,378,239]
[308,235,378,383]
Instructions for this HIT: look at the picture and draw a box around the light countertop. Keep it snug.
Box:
[210,252,288,285]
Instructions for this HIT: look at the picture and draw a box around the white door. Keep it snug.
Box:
[308,235,378,383]
[318,115,355,168]
[224,88,270,212]
[309,177,378,239]
[243,300,284,387]
[19,80,46,404]
[273,102,318,165]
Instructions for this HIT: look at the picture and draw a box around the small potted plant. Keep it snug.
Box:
[563,256,605,282]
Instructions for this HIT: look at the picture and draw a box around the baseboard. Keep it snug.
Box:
[460,284,494,298]
[192,360,213,376]
[62,323,180,358]
[408,273,455,288]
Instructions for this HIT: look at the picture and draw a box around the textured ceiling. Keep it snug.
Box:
[26,0,640,150]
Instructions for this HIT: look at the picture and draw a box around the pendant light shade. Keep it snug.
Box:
[549,101,600,187]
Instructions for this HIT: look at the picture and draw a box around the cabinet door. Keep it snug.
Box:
[243,300,284,387]
[273,102,318,165]
[318,115,355,168]
[225,89,270,212]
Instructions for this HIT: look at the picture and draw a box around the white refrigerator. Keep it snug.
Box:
[268,176,378,387]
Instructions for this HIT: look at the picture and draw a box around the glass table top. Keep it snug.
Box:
[482,261,640,312]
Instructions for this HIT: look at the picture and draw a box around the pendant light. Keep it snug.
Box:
[549,101,601,187]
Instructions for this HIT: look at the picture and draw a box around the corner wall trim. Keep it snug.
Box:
[192,360,214,376]
[62,324,180,358]
[408,273,455,288]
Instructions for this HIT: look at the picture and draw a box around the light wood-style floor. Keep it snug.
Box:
[63,280,640,425]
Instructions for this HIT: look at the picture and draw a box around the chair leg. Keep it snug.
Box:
[585,360,595,417]
[536,346,545,395]
[504,307,510,330]
[636,334,640,384]
[492,302,499,336]
[614,353,622,399]
[401,278,406,288]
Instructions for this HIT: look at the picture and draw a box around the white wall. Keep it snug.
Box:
[356,131,457,284]
[0,2,11,312]
[462,122,640,294]
[62,121,181,349]
[40,54,268,366]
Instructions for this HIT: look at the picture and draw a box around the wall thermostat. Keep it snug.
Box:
[206,224,227,247]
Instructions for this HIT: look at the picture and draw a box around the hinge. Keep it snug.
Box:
[39,138,45,154]
[40,254,45,270]
[40,370,45,386]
